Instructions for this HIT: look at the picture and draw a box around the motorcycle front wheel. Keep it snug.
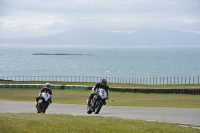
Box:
[41,103,48,113]
[37,103,42,113]
[86,105,92,114]
[95,100,103,114]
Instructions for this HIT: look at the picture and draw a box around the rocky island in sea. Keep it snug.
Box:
[32,53,95,56]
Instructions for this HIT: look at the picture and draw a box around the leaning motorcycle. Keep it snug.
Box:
[37,92,51,113]
[87,88,109,114]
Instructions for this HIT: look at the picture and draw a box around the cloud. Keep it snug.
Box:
[184,18,200,24]
[0,10,70,37]
[107,30,136,34]
[181,30,200,35]
[0,0,200,38]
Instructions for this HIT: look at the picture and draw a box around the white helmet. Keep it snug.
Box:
[45,83,51,88]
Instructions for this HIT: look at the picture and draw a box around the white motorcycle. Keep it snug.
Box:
[36,92,51,113]
[87,88,109,114]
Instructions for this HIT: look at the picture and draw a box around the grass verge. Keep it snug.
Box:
[0,113,199,133]
[0,88,200,108]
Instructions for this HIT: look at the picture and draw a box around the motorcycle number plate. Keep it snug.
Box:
[38,99,43,103]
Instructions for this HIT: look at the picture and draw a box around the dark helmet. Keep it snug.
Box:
[101,78,107,85]
[45,83,51,88]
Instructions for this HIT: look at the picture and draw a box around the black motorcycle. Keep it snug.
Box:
[87,88,108,114]
[37,92,51,113]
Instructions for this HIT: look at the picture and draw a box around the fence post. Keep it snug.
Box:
[153,77,154,85]
[149,77,151,85]
[171,77,172,84]
[189,76,191,84]
[143,78,144,84]
[185,76,186,84]
[159,77,161,85]
[174,77,175,84]
[193,76,195,84]
[145,78,147,85]
[178,77,179,84]
[156,77,157,85]
[163,77,165,85]
[181,77,182,84]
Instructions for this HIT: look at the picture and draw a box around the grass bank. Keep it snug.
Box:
[0,113,199,133]
[0,88,200,108]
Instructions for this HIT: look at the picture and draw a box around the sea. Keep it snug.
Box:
[0,44,200,79]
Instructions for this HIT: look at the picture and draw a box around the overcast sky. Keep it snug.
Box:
[0,0,200,38]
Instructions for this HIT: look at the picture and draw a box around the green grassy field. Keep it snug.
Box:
[0,88,200,108]
[0,113,199,133]
[0,81,200,132]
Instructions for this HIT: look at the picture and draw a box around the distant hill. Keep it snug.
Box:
[0,29,200,46]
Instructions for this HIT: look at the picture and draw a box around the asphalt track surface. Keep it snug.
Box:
[0,100,200,126]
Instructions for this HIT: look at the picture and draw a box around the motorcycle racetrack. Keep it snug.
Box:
[0,100,200,127]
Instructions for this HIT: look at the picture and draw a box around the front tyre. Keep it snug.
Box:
[95,100,103,114]
[86,105,92,114]
[41,103,48,113]
[37,102,42,113]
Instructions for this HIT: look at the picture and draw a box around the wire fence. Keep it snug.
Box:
[0,76,199,85]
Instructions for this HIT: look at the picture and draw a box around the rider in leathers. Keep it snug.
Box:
[87,78,109,105]
[35,83,52,108]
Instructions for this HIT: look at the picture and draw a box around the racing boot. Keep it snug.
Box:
[35,101,38,108]
[87,98,91,105]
